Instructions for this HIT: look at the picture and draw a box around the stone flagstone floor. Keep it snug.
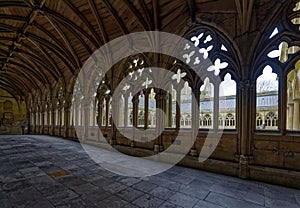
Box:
[0,135,299,208]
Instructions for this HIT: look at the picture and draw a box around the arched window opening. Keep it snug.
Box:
[128,93,133,127]
[180,81,192,128]
[201,114,212,127]
[118,95,125,127]
[219,73,237,129]
[148,89,156,128]
[138,92,145,128]
[200,78,214,129]
[171,85,177,128]
[256,66,279,130]
[264,112,278,129]
[225,113,235,127]
[108,98,112,126]
[286,61,300,130]
[101,98,106,127]
[256,113,263,128]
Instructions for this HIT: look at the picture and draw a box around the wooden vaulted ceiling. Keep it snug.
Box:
[0,0,284,100]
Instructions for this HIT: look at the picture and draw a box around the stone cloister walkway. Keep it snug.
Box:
[0,135,299,208]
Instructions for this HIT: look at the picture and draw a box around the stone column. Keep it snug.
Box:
[97,99,102,127]
[105,97,110,127]
[293,100,300,130]
[132,95,139,147]
[51,108,55,136]
[64,101,71,138]
[175,87,182,130]
[83,100,90,141]
[190,89,200,156]
[132,95,139,128]
[287,103,294,130]
[124,94,129,127]
[111,95,118,145]
[144,91,149,129]
[213,82,220,130]
[154,90,165,152]
[238,80,252,179]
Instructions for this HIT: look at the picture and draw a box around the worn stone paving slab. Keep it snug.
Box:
[116,187,144,202]
[167,192,199,208]
[132,194,164,208]
[132,181,158,193]
[205,192,265,208]
[0,135,300,208]
[149,187,176,200]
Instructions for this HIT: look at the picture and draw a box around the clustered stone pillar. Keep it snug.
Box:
[190,89,200,156]
[132,95,139,147]
[238,80,253,179]
[287,103,294,129]
[293,99,300,130]
[154,90,165,152]
[64,100,71,138]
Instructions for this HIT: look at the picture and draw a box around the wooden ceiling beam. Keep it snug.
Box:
[33,23,78,71]
[187,0,196,22]
[0,34,76,76]
[0,1,29,8]
[43,7,98,53]
[0,85,24,100]
[0,49,49,86]
[26,37,64,79]
[63,0,102,47]
[25,33,77,71]
[88,0,108,43]
[138,0,153,30]
[0,0,46,71]
[0,74,30,95]
[152,0,160,30]
[5,66,41,90]
[123,0,149,30]
[0,15,79,70]
[102,0,129,35]
[45,15,81,69]
[16,50,56,84]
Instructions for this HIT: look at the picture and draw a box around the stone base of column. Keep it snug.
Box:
[238,155,252,179]
[110,139,116,145]
[190,148,198,156]
[154,144,160,153]
[130,141,135,148]
[159,145,164,152]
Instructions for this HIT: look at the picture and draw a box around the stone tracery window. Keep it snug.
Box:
[200,77,214,129]
[180,81,192,128]
[265,112,278,128]
[148,89,156,128]
[72,80,83,126]
[111,56,154,129]
[256,0,300,132]
[286,61,300,130]
[183,27,237,131]
[256,113,263,128]
[256,66,279,130]
[219,73,237,129]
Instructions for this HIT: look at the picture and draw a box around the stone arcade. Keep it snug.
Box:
[0,0,300,207]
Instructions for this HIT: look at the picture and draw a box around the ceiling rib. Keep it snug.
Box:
[0,0,46,71]
[88,0,108,43]
[45,15,81,69]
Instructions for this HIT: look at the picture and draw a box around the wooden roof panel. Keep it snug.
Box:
[0,0,290,98]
